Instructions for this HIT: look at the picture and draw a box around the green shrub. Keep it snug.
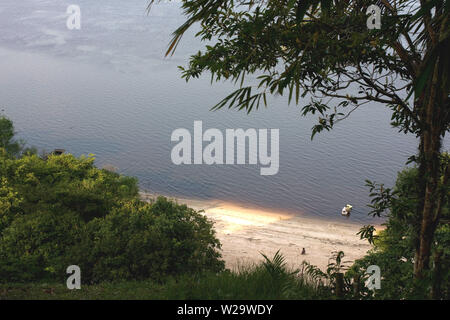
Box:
[160,251,325,300]
[0,153,139,224]
[0,210,85,282]
[0,116,23,158]
[353,165,450,299]
[0,254,325,300]
[71,197,224,283]
[0,151,224,283]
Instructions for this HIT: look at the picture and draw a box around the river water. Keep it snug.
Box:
[1,0,444,223]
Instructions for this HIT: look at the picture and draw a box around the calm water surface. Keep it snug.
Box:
[1,1,446,223]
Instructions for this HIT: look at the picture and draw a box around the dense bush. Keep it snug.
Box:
[352,165,450,299]
[0,153,139,227]
[71,198,224,283]
[0,150,224,283]
[0,253,325,300]
[0,116,36,158]
[0,116,22,157]
[0,210,86,282]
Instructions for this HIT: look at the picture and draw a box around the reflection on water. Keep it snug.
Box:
[1,1,444,223]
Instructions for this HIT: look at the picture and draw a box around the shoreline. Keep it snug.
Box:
[140,192,377,271]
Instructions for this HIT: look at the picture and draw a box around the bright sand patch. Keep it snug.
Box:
[140,192,375,271]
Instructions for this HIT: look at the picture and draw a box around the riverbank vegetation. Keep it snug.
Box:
[0,115,223,285]
[149,0,449,292]
[1,254,326,300]
[1,115,448,299]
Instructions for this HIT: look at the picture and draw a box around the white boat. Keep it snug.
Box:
[341,204,353,216]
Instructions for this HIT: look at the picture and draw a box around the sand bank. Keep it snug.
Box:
[140,192,375,271]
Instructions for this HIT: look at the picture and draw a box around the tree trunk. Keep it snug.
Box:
[413,55,447,283]
[335,273,344,298]
[414,129,441,279]
[353,275,360,299]
[431,249,443,299]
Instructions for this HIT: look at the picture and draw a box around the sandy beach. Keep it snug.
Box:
[140,192,375,271]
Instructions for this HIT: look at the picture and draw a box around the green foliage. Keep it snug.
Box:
[164,265,325,300]
[0,210,86,282]
[302,251,370,299]
[0,116,23,158]
[1,256,326,300]
[261,250,290,279]
[152,0,448,291]
[357,225,378,245]
[258,250,313,298]
[147,251,328,300]
[70,197,224,283]
[355,164,450,299]
[150,1,449,137]
[0,153,139,230]
[0,150,224,283]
